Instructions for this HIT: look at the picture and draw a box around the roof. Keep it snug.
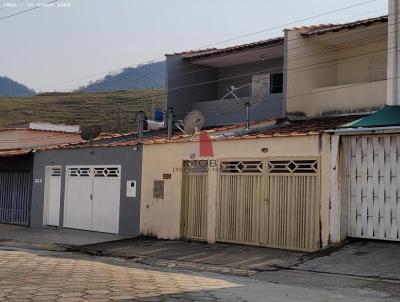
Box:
[297,15,387,36]
[0,127,81,134]
[143,115,364,144]
[343,106,400,128]
[0,149,32,158]
[171,37,284,60]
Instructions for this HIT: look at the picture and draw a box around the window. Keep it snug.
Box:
[270,73,283,94]
[252,73,283,98]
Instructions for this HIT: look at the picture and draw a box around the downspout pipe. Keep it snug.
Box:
[387,0,399,106]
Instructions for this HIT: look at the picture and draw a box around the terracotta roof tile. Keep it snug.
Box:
[173,37,284,60]
[298,15,387,36]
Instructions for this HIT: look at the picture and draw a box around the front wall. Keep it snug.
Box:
[141,135,331,247]
[31,146,142,236]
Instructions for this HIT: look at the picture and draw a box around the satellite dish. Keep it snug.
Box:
[80,125,102,141]
[176,110,205,135]
[217,83,266,130]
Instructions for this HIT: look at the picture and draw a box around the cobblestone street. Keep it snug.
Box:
[1,246,400,302]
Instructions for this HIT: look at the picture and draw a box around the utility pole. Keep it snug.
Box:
[387,0,400,105]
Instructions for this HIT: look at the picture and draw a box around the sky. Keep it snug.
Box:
[0,0,388,92]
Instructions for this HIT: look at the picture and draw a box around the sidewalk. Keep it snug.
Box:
[78,237,304,276]
[0,224,130,249]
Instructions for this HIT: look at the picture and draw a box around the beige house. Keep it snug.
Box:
[286,16,388,117]
[140,15,394,251]
[140,116,361,251]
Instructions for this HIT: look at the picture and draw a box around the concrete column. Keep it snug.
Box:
[206,163,217,244]
[387,0,400,105]
[329,135,341,243]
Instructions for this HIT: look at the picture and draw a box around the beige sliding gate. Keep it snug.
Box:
[181,161,208,240]
[217,159,320,251]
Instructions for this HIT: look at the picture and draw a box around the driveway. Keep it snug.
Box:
[1,246,398,302]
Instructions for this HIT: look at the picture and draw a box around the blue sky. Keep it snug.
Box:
[0,0,387,91]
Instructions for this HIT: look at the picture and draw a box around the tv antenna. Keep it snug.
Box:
[80,125,102,142]
[218,82,268,131]
[176,110,205,135]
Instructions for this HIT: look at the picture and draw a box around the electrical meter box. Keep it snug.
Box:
[126,180,136,197]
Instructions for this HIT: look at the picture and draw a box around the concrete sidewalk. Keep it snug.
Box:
[78,237,304,275]
[0,224,130,248]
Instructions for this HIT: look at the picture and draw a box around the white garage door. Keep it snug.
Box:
[347,135,400,241]
[64,166,121,234]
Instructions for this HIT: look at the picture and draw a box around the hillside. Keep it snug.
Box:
[79,61,165,92]
[0,89,165,133]
[0,76,35,97]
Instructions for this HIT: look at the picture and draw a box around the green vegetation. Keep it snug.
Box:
[0,89,165,133]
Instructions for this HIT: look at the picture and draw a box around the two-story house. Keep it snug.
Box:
[166,37,285,126]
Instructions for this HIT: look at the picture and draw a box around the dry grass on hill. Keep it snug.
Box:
[0,89,165,133]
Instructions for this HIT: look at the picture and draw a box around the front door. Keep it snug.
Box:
[43,166,62,226]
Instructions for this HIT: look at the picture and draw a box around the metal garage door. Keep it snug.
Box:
[346,135,400,240]
[216,159,320,251]
[64,166,121,234]
[0,171,31,225]
[181,161,208,240]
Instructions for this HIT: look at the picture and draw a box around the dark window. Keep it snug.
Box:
[270,73,283,94]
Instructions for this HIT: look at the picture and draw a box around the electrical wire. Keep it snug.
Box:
[33,0,384,91]
[0,0,59,21]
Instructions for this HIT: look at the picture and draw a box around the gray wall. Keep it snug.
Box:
[217,57,284,98]
[30,146,142,236]
[166,55,218,121]
[166,55,284,126]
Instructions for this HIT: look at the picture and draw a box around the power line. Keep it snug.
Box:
[34,0,382,91]
[0,0,59,21]
[0,0,27,13]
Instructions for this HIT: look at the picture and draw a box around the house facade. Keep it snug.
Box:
[166,38,285,126]
[30,143,142,236]
[140,14,397,251]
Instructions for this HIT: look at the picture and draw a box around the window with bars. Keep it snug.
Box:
[220,161,263,173]
[93,167,120,178]
[68,167,91,177]
[50,167,62,177]
[268,160,318,174]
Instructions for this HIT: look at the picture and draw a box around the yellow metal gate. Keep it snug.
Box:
[181,161,208,240]
[217,159,320,251]
[217,161,264,244]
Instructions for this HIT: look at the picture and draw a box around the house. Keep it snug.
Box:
[166,37,285,126]
[29,137,142,236]
[0,124,83,225]
[139,14,394,251]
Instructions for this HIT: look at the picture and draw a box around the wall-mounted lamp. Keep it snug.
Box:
[261,147,269,153]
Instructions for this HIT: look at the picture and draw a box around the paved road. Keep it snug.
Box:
[0,247,399,302]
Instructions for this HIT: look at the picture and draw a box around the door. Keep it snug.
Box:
[0,171,31,225]
[217,160,264,245]
[64,166,92,231]
[345,135,400,241]
[43,166,62,226]
[91,167,121,233]
[216,159,320,251]
[181,161,208,240]
[63,165,121,233]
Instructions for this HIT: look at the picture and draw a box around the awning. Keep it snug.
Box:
[343,106,400,128]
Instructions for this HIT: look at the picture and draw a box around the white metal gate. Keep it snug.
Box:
[345,135,400,240]
[64,165,121,234]
[43,166,62,226]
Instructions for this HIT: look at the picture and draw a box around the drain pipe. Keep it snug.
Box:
[137,111,144,141]
[167,107,174,140]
